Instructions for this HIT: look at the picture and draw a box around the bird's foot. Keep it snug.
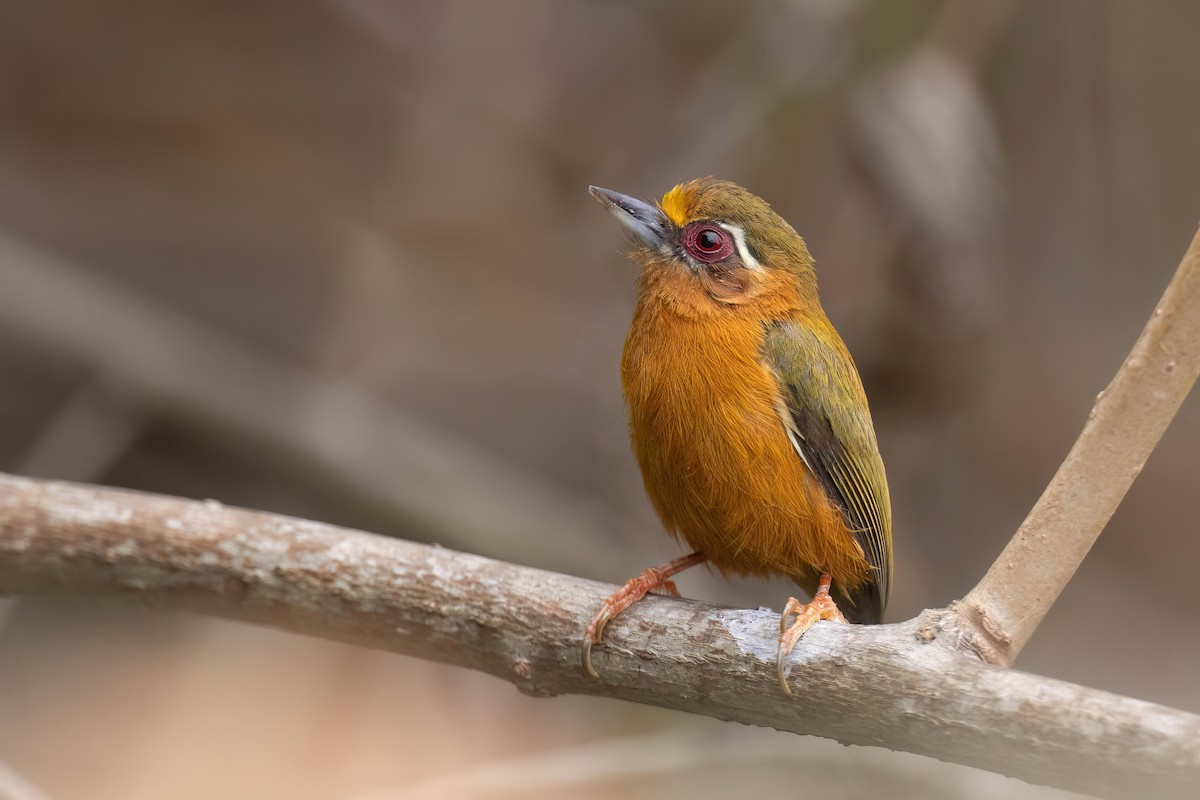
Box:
[583,551,706,679]
[776,572,847,697]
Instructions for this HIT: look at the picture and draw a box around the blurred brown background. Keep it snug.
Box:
[0,1,1197,798]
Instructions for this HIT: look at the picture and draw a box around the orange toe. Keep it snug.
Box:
[776,573,848,696]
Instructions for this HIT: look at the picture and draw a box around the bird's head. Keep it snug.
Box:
[589,177,818,313]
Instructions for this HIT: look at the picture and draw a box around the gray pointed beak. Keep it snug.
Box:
[588,185,672,250]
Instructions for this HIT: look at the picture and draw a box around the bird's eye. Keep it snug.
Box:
[683,223,735,263]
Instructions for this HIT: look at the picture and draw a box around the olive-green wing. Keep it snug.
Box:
[761,320,892,622]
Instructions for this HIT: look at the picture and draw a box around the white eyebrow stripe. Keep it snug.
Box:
[717,223,762,271]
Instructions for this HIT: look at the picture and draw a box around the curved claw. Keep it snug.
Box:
[777,605,812,696]
[582,636,599,679]
[777,576,846,697]
[777,640,797,697]
[779,596,802,634]
[582,609,611,679]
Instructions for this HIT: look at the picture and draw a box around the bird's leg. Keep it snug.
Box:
[583,551,706,678]
[776,572,847,697]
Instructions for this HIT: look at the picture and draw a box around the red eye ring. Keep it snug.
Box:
[683,223,735,263]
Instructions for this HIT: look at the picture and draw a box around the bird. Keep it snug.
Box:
[585,177,892,695]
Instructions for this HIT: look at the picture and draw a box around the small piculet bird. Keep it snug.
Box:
[586,178,892,695]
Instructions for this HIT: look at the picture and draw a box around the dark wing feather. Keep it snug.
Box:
[762,320,892,623]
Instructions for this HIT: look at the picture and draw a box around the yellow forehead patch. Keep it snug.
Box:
[660,184,693,227]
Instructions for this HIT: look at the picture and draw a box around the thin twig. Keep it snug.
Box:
[1,473,1197,799]
[959,226,1200,664]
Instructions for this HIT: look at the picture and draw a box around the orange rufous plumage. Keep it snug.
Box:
[623,261,872,595]
[586,178,893,690]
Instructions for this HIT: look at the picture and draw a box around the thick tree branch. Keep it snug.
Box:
[960,226,1200,664]
[1,473,1197,799]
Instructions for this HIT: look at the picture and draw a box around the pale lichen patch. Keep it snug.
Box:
[718,608,777,665]
[107,538,140,559]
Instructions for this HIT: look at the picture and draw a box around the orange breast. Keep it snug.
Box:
[621,287,871,594]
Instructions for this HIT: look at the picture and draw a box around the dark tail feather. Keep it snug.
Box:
[833,579,883,625]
